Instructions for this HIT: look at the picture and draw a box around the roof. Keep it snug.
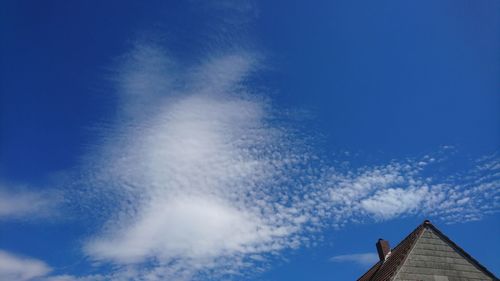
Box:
[357,220,499,281]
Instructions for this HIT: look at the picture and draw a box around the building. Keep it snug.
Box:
[357,220,498,281]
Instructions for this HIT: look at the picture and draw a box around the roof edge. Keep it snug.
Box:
[358,221,427,281]
[425,222,499,281]
[390,222,427,281]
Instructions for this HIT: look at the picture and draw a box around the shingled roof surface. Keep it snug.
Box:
[357,220,499,281]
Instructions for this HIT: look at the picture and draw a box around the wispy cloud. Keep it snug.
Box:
[0,250,104,281]
[330,253,379,267]
[78,45,315,280]
[0,186,60,221]
[43,274,105,281]
[319,154,500,225]
[360,186,431,220]
[0,250,52,281]
[70,42,500,281]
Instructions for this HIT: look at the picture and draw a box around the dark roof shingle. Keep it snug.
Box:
[357,222,425,281]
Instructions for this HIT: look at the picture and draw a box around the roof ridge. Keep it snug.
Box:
[357,221,427,281]
[368,221,426,281]
[390,222,428,280]
[356,260,382,281]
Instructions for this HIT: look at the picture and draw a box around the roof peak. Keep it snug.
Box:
[357,220,499,281]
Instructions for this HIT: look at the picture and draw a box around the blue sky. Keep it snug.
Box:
[0,1,499,281]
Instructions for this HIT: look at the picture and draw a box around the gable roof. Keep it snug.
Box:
[357,220,499,281]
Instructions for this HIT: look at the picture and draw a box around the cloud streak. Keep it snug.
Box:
[0,250,52,281]
[330,253,379,267]
[0,186,60,221]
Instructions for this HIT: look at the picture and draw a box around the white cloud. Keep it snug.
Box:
[330,253,379,266]
[85,196,280,263]
[0,250,105,281]
[44,276,77,281]
[360,186,430,220]
[0,187,60,220]
[79,45,313,280]
[321,153,500,224]
[43,274,105,281]
[0,250,52,281]
[72,43,500,280]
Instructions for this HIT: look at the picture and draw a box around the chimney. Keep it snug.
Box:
[376,239,391,261]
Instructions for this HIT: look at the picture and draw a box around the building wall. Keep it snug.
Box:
[393,228,494,281]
